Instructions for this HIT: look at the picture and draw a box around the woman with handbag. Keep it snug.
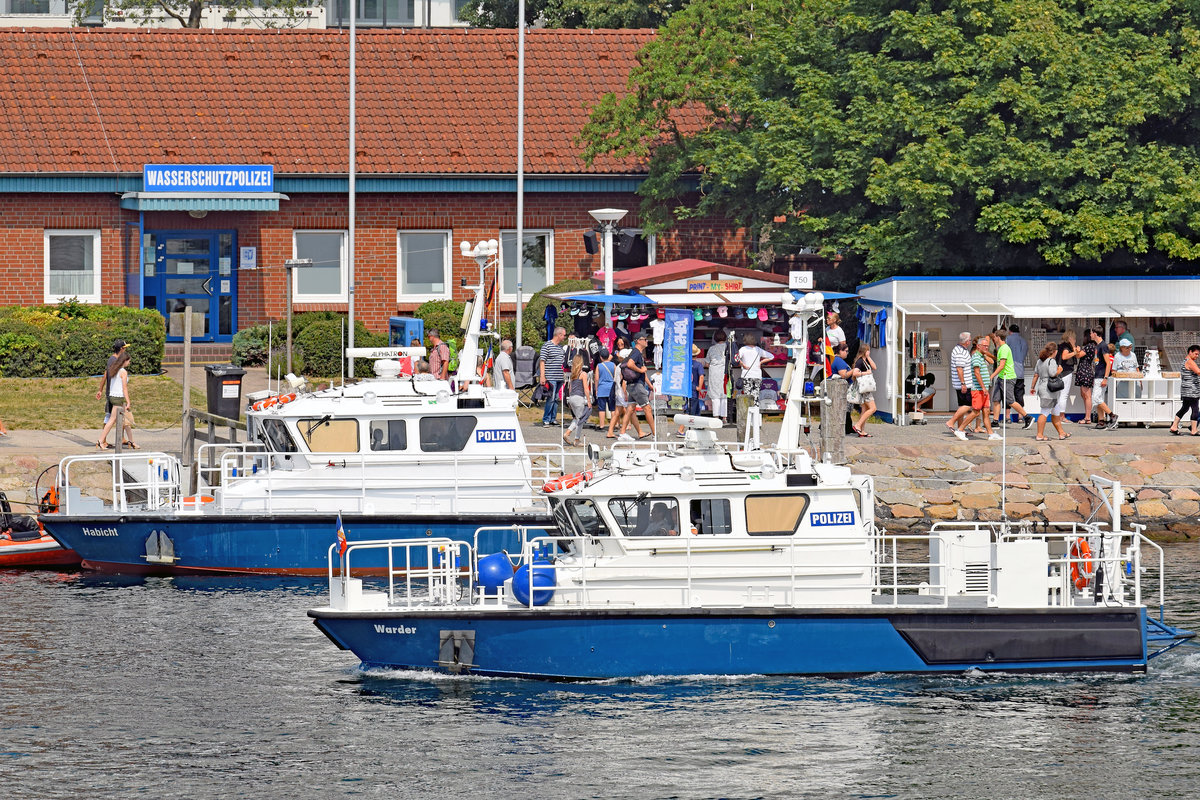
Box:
[564,355,592,446]
[851,342,877,437]
[1031,342,1068,441]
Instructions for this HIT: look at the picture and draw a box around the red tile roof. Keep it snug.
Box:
[609,260,790,290]
[0,27,654,176]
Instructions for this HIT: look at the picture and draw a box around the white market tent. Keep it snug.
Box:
[856,276,1200,424]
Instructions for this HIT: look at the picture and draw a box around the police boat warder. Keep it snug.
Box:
[307,291,1193,679]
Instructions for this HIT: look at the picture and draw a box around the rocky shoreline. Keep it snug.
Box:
[852,440,1200,541]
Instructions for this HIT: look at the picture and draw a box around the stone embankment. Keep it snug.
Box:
[850,440,1200,541]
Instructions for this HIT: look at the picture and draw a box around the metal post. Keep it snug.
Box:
[347,0,357,379]
[602,221,614,324]
[515,7,526,350]
[181,307,193,473]
[287,263,293,375]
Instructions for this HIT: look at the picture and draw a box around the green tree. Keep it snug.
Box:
[581,0,1200,277]
[76,0,320,28]
[460,0,688,29]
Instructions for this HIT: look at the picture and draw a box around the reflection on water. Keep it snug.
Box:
[1,545,1198,799]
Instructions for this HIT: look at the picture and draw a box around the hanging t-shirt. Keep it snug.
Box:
[596,326,617,352]
[648,318,665,344]
[789,315,805,341]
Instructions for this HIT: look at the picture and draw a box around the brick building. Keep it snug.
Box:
[0,27,749,347]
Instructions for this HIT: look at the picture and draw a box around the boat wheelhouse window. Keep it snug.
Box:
[299,418,359,453]
[418,415,477,452]
[369,420,407,451]
[564,499,608,538]
[690,498,732,535]
[608,497,681,537]
[745,494,810,536]
[259,418,297,453]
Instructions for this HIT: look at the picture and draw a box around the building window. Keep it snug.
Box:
[398,230,450,300]
[327,0,415,26]
[45,230,101,304]
[293,231,346,302]
[500,230,553,300]
[614,229,656,271]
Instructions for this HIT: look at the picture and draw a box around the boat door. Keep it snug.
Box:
[144,231,237,342]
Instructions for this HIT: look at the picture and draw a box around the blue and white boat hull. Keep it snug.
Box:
[309,607,1150,679]
[42,514,549,575]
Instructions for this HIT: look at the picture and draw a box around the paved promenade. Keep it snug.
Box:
[1,367,1196,540]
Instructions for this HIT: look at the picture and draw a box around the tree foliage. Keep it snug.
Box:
[459,0,688,29]
[580,0,1200,277]
[75,0,319,29]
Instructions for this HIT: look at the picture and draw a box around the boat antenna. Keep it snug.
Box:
[268,319,274,394]
[340,319,346,388]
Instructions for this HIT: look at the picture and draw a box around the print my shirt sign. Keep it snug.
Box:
[660,308,694,397]
[143,164,274,192]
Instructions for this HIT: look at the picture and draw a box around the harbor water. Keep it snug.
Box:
[3,545,1199,799]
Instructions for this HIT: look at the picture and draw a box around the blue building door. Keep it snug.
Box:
[144,230,237,342]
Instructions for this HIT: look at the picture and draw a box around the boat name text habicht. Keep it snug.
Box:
[81,527,120,537]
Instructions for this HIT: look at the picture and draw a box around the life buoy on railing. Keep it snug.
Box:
[251,393,297,412]
[182,495,215,506]
[542,471,593,493]
[1070,538,1094,590]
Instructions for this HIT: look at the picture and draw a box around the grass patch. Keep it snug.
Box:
[0,375,205,430]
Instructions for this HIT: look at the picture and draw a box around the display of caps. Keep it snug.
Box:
[610,313,619,323]
[657,308,666,319]
[568,305,578,316]
[717,306,728,318]
[693,308,703,321]
[618,309,629,320]
[758,308,768,321]
[745,307,757,319]
[638,310,649,321]
[768,308,780,320]
[703,308,713,321]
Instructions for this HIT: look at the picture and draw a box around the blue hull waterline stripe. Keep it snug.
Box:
[309,608,1151,679]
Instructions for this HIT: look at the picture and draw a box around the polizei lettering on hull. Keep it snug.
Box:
[476,429,517,443]
[82,526,120,537]
[810,511,855,527]
[375,624,417,635]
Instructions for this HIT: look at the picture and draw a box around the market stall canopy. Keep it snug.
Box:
[553,292,656,305]
[857,276,1200,318]
[596,259,796,306]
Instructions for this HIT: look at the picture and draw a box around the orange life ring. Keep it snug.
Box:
[276,393,297,406]
[183,495,215,505]
[1070,539,1094,590]
[542,470,593,493]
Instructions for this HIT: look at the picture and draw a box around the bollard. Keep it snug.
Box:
[820,377,848,464]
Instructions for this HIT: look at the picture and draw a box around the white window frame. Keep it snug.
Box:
[292,229,348,303]
[499,229,554,301]
[397,229,452,302]
[44,229,101,304]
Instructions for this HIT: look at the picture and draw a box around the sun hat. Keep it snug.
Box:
[692,344,702,356]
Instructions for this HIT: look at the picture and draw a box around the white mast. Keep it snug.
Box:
[346,3,357,378]
[515,6,526,349]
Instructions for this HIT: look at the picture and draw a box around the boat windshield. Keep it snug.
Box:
[555,499,608,538]
[258,418,297,453]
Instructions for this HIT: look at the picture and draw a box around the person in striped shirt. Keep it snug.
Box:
[945,332,974,435]
[539,326,567,426]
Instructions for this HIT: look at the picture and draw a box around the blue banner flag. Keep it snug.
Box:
[660,308,694,397]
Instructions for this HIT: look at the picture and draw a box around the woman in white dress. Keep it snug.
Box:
[706,330,729,420]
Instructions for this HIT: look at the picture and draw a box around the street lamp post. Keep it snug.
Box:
[588,208,627,323]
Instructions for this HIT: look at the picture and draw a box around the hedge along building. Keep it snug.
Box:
[0,28,745,353]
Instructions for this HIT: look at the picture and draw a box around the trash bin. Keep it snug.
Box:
[388,316,424,348]
[205,364,246,419]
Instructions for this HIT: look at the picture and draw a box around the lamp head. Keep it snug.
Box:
[588,208,627,224]
[460,241,471,257]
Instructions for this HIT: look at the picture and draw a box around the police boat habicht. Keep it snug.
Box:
[306,290,1193,679]
[39,252,568,576]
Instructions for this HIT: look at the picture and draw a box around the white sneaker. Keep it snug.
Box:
[953,430,968,441]
[617,433,634,442]
[988,433,1002,441]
